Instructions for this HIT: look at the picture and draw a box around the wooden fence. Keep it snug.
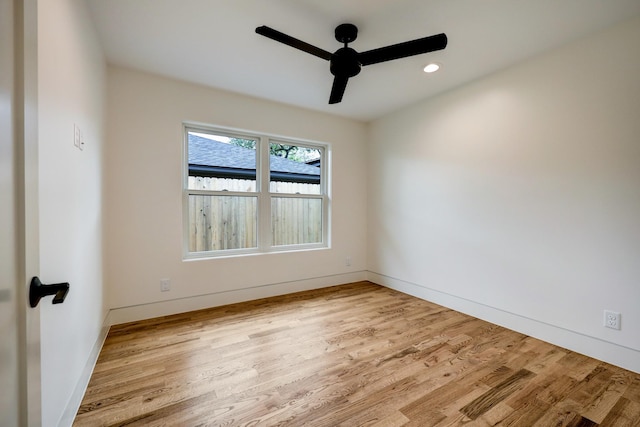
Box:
[188,177,322,251]
[188,176,320,194]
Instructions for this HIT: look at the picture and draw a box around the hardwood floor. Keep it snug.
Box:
[74,282,640,426]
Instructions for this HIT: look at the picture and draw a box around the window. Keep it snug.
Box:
[183,124,329,257]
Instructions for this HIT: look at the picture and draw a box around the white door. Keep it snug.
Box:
[1,0,41,425]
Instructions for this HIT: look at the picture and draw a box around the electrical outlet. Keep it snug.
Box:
[345,257,352,267]
[160,279,171,292]
[604,310,621,330]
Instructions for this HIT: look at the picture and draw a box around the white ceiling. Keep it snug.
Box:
[86,0,640,122]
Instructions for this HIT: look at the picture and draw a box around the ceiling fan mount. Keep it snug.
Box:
[331,24,361,79]
[256,23,447,104]
[334,23,358,44]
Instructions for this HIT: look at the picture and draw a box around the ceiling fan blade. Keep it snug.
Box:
[256,26,332,61]
[329,75,349,104]
[359,33,447,66]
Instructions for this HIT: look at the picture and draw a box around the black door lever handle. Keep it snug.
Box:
[29,276,69,308]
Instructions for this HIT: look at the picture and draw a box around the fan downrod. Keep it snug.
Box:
[334,23,358,44]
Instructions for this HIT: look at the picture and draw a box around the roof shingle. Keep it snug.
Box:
[188,134,320,176]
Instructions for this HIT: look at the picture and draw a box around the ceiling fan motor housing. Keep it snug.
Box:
[330,47,361,78]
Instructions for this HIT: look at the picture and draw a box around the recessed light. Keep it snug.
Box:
[423,62,441,73]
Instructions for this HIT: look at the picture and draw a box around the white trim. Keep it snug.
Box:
[108,271,367,325]
[182,123,330,258]
[258,135,270,249]
[57,312,110,427]
[367,271,640,374]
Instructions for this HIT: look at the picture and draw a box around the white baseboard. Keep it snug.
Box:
[108,271,367,326]
[367,271,640,374]
[58,311,111,427]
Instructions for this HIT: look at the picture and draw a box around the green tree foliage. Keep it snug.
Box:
[229,138,320,163]
[228,138,256,150]
[270,144,298,159]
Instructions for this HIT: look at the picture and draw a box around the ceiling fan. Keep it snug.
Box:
[255,23,447,104]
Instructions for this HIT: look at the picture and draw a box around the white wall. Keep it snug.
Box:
[105,67,367,322]
[368,16,640,373]
[38,0,106,425]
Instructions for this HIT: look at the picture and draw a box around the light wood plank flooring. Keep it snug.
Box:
[74,281,640,426]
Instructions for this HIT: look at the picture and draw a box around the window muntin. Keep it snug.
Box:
[184,125,329,257]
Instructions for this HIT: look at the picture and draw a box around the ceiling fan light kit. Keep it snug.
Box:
[256,23,447,104]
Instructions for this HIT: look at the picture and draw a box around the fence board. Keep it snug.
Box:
[188,177,322,251]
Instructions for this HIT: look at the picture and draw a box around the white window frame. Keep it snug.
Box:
[183,123,330,259]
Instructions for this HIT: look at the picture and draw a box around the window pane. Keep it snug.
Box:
[271,197,322,246]
[188,195,257,251]
[188,131,257,192]
[269,142,321,194]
